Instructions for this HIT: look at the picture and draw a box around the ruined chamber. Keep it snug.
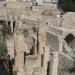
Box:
[46,26,75,75]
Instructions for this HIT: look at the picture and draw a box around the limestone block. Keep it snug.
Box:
[46,32,59,51]
[15,33,30,53]
[50,52,59,75]
[25,55,41,75]
[6,37,15,59]
[43,46,50,69]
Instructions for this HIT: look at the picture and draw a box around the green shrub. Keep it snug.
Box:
[1,24,13,37]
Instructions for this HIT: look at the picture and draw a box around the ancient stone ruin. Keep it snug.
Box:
[0,0,75,75]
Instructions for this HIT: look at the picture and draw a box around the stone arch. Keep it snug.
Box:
[64,33,75,49]
[64,32,75,39]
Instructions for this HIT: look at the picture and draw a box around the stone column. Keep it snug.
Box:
[9,15,14,33]
[50,51,59,75]
[43,46,50,70]
[6,37,14,59]
[38,35,46,55]
[58,37,63,52]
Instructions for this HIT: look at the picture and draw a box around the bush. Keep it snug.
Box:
[1,24,13,37]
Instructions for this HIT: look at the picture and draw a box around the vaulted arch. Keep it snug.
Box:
[65,33,75,49]
[65,34,75,44]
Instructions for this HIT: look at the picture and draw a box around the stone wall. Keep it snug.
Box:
[46,32,59,51]
[58,54,73,75]
[6,37,15,59]
[62,12,75,29]
[25,55,41,75]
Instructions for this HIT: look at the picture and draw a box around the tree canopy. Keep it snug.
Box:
[58,0,75,12]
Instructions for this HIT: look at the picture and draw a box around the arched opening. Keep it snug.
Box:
[65,34,75,49]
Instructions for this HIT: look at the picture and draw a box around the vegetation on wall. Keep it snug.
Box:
[0,42,6,57]
[0,21,12,57]
[58,0,75,12]
[1,25,12,37]
[32,27,37,33]
[1,22,12,37]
